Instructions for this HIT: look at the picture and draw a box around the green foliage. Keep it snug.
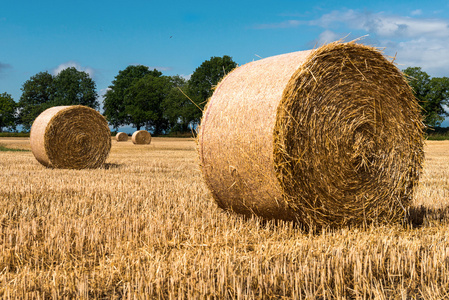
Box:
[161,76,192,133]
[0,132,30,137]
[17,69,98,131]
[18,71,54,131]
[103,65,162,129]
[125,74,171,135]
[186,55,237,124]
[403,67,449,127]
[53,67,98,109]
[0,144,29,152]
[0,92,17,132]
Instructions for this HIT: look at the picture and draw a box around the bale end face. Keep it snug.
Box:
[30,105,112,169]
[198,42,424,228]
[132,130,152,145]
[116,132,129,142]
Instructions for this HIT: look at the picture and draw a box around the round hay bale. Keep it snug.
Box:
[132,130,151,145]
[116,132,128,142]
[30,105,111,169]
[198,42,424,228]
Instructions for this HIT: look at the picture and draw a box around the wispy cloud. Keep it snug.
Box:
[411,9,422,16]
[0,62,12,78]
[0,62,12,71]
[254,9,449,76]
[148,66,173,72]
[317,30,342,45]
[310,9,449,76]
[53,61,95,77]
[312,9,449,38]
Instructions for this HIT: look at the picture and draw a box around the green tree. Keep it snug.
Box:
[53,67,99,109]
[17,71,54,131]
[103,65,162,129]
[161,76,192,133]
[186,55,237,124]
[17,68,99,131]
[403,67,449,127]
[0,92,17,132]
[125,74,171,135]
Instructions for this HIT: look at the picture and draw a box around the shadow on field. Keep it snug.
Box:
[407,206,449,227]
[102,163,122,170]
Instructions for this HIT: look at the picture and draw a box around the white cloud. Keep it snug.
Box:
[0,62,12,78]
[317,30,341,45]
[53,61,95,77]
[313,9,449,38]
[308,9,449,76]
[180,73,192,81]
[148,66,173,72]
[252,9,449,76]
[387,37,449,76]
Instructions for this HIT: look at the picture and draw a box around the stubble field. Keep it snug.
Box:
[1,137,449,299]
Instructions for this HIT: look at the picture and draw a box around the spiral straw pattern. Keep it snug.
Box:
[198,42,424,228]
[132,130,152,145]
[116,132,128,142]
[30,105,111,169]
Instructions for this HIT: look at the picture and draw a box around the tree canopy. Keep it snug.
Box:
[186,55,237,125]
[403,67,449,127]
[53,67,98,109]
[103,65,162,129]
[17,71,55,131]
[0,92,17,132]
[125,74,171,134]
[17,69,98,131]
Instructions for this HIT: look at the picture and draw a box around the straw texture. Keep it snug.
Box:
[30,105,112,169]
[198,42,424,228]
[116,132,128,142]
[132,130,151,145]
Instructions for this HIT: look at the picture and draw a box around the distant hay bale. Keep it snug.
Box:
[198,42,424,228]
[30,105,111,169]
[116,132,128,142]
[132,130,151,145]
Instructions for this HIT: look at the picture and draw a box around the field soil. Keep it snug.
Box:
[1,137,449,299]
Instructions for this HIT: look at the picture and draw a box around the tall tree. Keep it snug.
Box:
[103,65,162,129]
[53,67,99,109]
[403,67,449,127]
[17,71,54,131]
[187,55,237,124]
[17,69,99,131]
[125,74,171,134]
[161,76,192,133]
[0,92,17,132]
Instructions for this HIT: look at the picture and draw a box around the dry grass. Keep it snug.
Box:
[0,137,448,299]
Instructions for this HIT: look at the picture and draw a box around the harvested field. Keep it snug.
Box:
[0,137,449,299]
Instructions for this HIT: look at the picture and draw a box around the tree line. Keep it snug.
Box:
[0,61,448,133]
[0,55,237,134]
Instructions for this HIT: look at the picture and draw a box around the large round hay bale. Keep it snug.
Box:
[116,132,128,142]
[132,130,151,145]
[198,42,424,228]
[30,105,111,169]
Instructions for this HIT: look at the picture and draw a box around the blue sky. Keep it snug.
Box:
[1,0,449,127]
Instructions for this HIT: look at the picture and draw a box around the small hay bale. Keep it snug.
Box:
[132,130,151,145]
[198,42,424,228]
[116,132,128,142]
[30,105,111,169]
